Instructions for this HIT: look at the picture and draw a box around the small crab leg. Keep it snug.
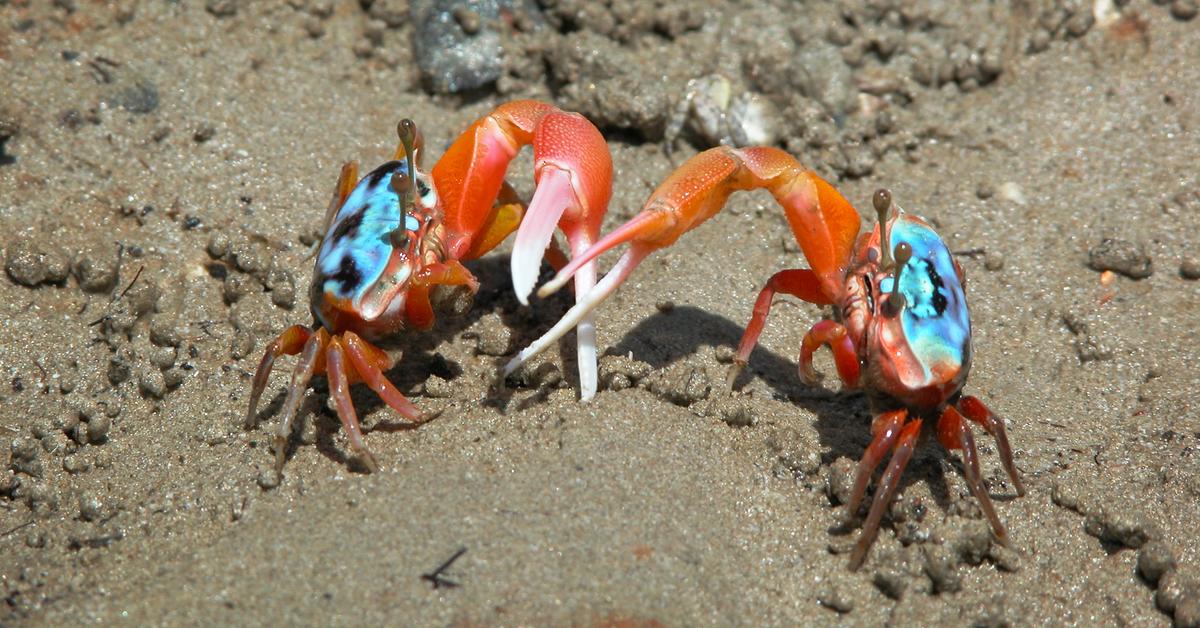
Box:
[342,331,425,423]
[405,260,480,329]
[937,405,1010,545]
[957,395,1025,496]
[726,268,831,389]
[273,328,328,477]
[845,409,907,516]
[849,416,922,571]
[246,325,312,429]
[320,161,360,235]
[325,337,380,473]
[513,147,860,382]
[798,320,861,388]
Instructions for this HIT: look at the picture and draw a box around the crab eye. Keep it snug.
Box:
[389,229,410,250]
[389,169,411,195]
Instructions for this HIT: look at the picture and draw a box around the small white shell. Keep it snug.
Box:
[728,92,781,147]
[667,74,780,149]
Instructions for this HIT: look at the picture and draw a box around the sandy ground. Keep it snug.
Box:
[1,0,1199,625]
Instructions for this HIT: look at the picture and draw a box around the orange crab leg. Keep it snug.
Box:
[342,331,425,424]
[404,260,480,330]
[506,146,861,384]
[799,320,861,388]
[325,336,380,473]
[320,161,360,234]
[273,328,329,476]
[957,395,1025,496]
[849,416,921,571]
[251,326,426,477]
[433,100,612,400]
[938,405,1011,546]
[844,409,907,516]
[246,325,312,429]
[726,268,832,388]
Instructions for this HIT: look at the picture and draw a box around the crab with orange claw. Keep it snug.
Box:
[245,101,613,477]
[504,145,1026,570]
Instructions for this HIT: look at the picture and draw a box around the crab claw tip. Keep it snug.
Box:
[511,167,576,307]
[500,357,521,381]
[537,274,568,298]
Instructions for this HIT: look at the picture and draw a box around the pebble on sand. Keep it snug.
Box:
[1087,238,1153,279]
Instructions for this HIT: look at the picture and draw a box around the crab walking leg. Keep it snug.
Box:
[325,337,380,473]
[958,395,1026,496]
[273,329,327,476]
[845,410,907,516]
[246,325,311,428]
[343,331,425,423]
[726,268,832,389]
[938,405,1010,545]
[320,161,359,235]
[798,320,861,388]
[503,247,650,379]
[849,417,922,571]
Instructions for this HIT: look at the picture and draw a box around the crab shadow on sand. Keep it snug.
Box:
[256,252,646,471]
[594,304,974,524]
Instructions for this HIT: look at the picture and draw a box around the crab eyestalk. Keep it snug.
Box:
[873,188,894,268]
[882,241,912,317]
[389,119,422,250]
[394,119,420,199]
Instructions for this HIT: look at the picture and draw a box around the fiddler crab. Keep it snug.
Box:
[247,98,1022,569]
[503,146,1025,569]
[246,100,612,477]
[664,74,782,154]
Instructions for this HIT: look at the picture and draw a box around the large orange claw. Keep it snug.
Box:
[503,146,862,383]
[432,100,613,400]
